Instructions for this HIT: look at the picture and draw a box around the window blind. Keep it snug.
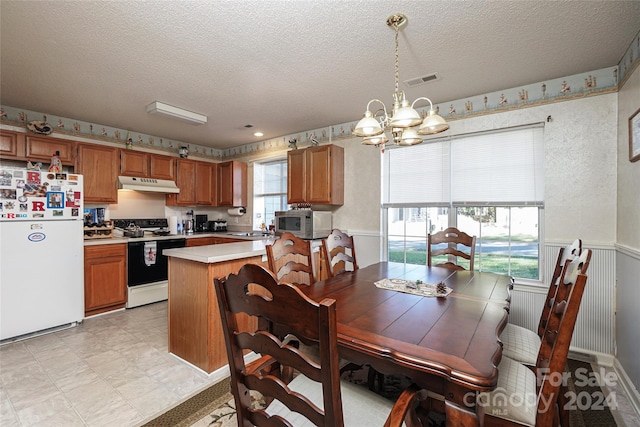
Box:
[382,125,544,205]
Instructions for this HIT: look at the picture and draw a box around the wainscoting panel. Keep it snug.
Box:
[510,243,615,355]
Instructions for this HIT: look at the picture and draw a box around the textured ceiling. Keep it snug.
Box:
[1,1,639,150]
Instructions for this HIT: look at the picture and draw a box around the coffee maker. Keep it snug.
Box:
[195,214,208,232]
[183,210,194,234]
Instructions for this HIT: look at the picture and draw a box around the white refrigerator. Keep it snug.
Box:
[0,167,84,341]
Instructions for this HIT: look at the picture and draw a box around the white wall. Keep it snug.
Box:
[615,64,640,401]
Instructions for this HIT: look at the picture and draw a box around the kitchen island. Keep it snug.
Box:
[163,239,275,373]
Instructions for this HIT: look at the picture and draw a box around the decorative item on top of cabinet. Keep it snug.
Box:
[76,143,119,203]
[84,243,127,316]
[288,144,343,205]
[217,160,247,207]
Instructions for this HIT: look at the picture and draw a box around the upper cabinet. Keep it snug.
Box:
[288,144,343,205]
[166,159,197,206]
[0,130,75,165]
[0,130,22,158]
[120,149,175,180]
[217,161,247,207]
[26,135,75,165]
[195,161,217,205]
[76,143,119,203]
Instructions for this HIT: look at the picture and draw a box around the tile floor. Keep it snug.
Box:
[1,301,639,426]
[0,302,218,427]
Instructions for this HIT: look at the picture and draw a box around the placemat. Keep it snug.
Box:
[374,278,452,297]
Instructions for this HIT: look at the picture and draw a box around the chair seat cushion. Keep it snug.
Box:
[266,373,397,426]
[500,323,541,366]
[478,356,538,426]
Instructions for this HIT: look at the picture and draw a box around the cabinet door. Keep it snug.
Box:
[84,244,127,316]
[0,130,22,158]
[195,162,213,205]
[119,150,149,176]
[167,159,196,206]
[287,149,306,204]
[218,161,247,206]
[149,154,175,180]
[76,143,119,203]
[306,145,344,205]
[26,135,75,164]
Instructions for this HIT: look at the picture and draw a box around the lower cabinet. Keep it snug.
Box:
[84,243,127,316]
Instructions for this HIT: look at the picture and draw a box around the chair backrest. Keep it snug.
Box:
[537,238,583,337]
[427,227,476,271]
[214,263,344,426]
[321,229,359,278]
[266,232,316,285]
[534,249,591,426]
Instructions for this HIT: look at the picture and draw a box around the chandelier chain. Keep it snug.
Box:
[394,20,399,94]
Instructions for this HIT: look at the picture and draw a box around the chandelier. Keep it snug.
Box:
[353,14,449,146]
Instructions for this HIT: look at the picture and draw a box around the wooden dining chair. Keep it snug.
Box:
[321,229,359,278]
[500,239,584,366]
[266,231,316,285]
[427,227,476,271]
[213,263,427,427]
[478,249,591,427]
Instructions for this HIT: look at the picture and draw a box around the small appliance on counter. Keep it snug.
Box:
[208,219,227,232]
[195,214,208,232]
[274,210,332,239]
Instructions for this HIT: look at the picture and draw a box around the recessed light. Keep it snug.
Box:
[253,132,264,137]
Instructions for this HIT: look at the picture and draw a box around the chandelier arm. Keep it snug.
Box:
[410,97,435,110]
[365,99,389,118]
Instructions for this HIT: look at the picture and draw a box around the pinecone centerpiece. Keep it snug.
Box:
[436,281,447,295]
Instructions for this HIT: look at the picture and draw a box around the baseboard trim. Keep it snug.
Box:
[614,357,640,418]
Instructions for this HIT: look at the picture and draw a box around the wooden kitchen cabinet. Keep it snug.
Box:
[287,144,343,205]
[120,149,175,180]
[166,159,196,206]
[76,143,119,203]
[149,153,175,180]
[119,149,148,176]
[217,160,247,207]
[195,161,217,205]
[84,243,127,316]
[287,149,307,203]
[0,131,76,165]
[0,130,23,158]
[26,135,75,165]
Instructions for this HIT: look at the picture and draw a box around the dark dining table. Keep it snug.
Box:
[298,261,512,427]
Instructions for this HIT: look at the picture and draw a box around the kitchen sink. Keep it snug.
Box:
[231,232,269,237]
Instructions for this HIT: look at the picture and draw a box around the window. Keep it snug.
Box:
[383,125,544,280]
[253,159,288,229]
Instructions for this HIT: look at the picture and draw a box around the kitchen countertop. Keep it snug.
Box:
[163,238,277,264]
[83,231,272,246]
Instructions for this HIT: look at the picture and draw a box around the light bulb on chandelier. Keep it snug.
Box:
[353,13,449,147]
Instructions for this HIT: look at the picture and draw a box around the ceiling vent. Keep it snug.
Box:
[404,73,441,88]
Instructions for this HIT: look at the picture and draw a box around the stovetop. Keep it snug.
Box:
[113,218,169,229]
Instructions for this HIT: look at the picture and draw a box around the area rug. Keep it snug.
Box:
[143,359,617,426]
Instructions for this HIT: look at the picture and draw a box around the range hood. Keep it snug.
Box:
[118,176,180,193]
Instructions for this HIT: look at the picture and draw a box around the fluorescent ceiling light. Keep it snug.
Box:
[145,101,207,125]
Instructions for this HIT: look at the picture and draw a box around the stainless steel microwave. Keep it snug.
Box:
[274,210,332,240]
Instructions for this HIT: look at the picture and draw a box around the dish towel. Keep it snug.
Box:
[144,241,157,266]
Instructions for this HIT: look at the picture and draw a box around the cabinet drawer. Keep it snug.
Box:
[85,243,126,259]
